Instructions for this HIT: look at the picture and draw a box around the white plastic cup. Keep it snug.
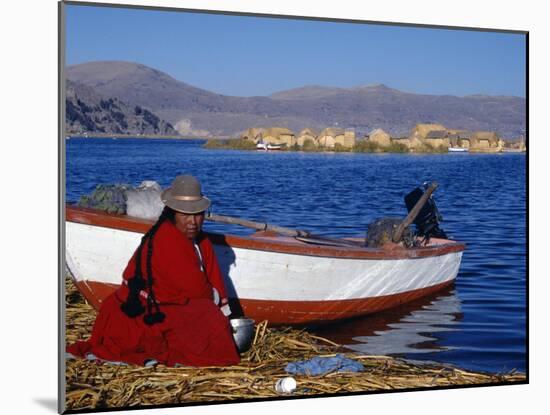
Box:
[275,377,297,394]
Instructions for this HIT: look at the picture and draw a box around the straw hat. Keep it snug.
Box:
[161,175,211,214]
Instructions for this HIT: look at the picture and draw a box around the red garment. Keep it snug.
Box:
[67,220,240,367]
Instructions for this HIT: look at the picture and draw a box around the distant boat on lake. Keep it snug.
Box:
[448,147,469,153]
[257,141,283,151]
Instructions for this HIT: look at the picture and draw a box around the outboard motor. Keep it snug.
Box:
[405,183,448,243]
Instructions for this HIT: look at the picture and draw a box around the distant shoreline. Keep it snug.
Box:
[65,133,214,140]
[64,134,526,154]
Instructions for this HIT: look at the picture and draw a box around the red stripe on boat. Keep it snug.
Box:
[72,279,454,325]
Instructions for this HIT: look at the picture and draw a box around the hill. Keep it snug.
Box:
[66,61,526,138]
[66,78,177,136]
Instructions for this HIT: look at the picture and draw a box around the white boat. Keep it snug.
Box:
[256,141,283,151]
[448,147,469,153]
[65,205,465,325]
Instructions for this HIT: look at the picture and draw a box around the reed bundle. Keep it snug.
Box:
[64,277,525,411]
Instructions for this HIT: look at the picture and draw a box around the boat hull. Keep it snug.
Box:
[65,206,465,325]
[72,279,455,325]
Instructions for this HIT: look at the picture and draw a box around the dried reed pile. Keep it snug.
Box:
[65,278,525,411]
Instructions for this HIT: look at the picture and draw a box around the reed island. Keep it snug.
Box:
[204,124,526,154]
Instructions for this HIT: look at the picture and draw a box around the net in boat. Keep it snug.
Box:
[77,181,163,219]
[364,218,416,248]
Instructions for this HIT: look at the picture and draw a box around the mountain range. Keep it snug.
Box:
[66,61,526,139]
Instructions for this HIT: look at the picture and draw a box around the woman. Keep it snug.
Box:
[67,175,240,367]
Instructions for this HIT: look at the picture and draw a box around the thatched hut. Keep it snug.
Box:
[425,130,450,148]
[448,130,473,149]
[338,129,356,148]
[318,127,345,148]
[240,127,266,144]
[410,123,447,140]
[296,128,318,147]
[447,133,459,147]
[367,128,391,147]
[390,137,413,149]
[262,127,295,146]
[472,131,500,148]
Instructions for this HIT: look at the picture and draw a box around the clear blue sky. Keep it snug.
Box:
[65,4,526,98]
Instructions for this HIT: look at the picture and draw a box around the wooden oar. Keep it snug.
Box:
[205,213,311,237]
[205,213,363,247]
[392,182,438,243]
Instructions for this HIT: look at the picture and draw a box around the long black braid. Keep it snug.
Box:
[120,207,176,325]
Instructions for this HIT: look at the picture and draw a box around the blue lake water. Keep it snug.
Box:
[65,138,527,375]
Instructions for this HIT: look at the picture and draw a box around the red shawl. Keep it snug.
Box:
[67,220,240,367]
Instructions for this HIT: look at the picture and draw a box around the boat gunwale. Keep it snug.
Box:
[66,205,465,260]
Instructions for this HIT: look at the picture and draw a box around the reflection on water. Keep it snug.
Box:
[311,287,462,357]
